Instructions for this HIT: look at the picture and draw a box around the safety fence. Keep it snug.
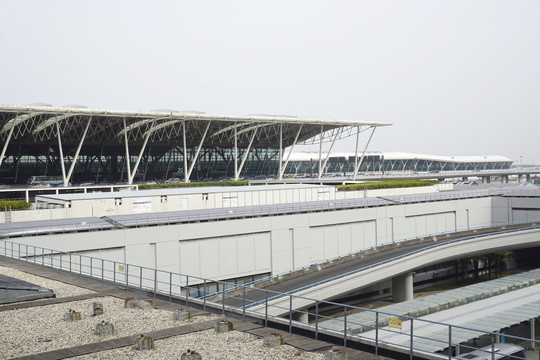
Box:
[1,239,539,360]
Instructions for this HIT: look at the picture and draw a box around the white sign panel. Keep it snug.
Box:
[317,190,330,201]
[132,199,152,212]
[222,195,238,208]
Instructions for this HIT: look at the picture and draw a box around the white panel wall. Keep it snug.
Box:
[292,227,311,269]
[199,238,219,278]
[271,229,293,274]
[7,196,504,282]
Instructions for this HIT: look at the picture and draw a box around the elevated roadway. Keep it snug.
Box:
[252,168,540,184]
[218,222,540,315]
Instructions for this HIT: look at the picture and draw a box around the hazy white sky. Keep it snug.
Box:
[1,1,539,163]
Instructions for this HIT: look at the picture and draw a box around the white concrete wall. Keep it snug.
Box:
[8,208,68,222]
[30,186,338,220]
[492,196,540,224]
[335,185,442,200]
[8,197,495,284]
[8,185,451,223]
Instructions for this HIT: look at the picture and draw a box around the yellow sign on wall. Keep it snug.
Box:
[388,318,402,330]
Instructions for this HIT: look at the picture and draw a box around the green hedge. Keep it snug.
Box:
[139,180,249,190]
[0,200,32,211]
[337,179,439,191]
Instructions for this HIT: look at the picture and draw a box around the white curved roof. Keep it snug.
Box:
[287,152,512,163]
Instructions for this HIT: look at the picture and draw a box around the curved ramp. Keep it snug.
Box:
[248,225,540,316]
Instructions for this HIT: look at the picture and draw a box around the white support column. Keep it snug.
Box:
[56,121,67,187]
[278,124,283,180]
[353,126,376,180]
[186,121,211,181]
[237,126,258,180]
[65,118,92,186]
[183,121,188,182]
[128,120,155,185]
[392,272,414,302]
[279,125,303,179]
[234,125,238,181]
[318,125,324,180]
[319,129,340,179]
[531,318,536,350]
[353,126,360,179]
[123,118,132,184]
[0,115,16,169]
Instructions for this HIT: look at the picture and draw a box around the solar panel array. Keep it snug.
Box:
[0,217,113,238]
[106,197,393,227]
[321,268,540,334]
[1,186,539,238]
[402,297,540,353]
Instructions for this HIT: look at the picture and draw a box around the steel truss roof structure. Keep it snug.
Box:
[0,104,391,185]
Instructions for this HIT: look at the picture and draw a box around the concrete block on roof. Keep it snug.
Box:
[325,347,349,360]
[263,333,284,348]
[124,298,154,310]
[181,349,202,359]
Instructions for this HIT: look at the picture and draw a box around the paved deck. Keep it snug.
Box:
[0,256,394,360]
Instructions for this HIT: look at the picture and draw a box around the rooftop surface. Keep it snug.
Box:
[0,256,392,360]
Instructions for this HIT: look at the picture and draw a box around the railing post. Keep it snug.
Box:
[448,325,452,359]
[33,246,36,264]
[410,319,414,360]
[289,295,293,333]
[69,254,72,273]
[59,252,62,270]
[242,286,246,320]
[376,311,379,355]
[90,257,93,278]
[491,333,495,360]
[50,249,53,267]
[153,269,157,299]
[113,261,116,286]
[169,272,172,302]
[186,275,189,307]
[265,291,268,327]
[25,245,28,262]
[222,284,225,314]
[79,255,82,277]
[125,264,129,289]
[344,306,347,347]
[315,301,319,340]
[101,259,104,283]
[203,279,207,311]
[42,248,44,267]
[139,267,143,294]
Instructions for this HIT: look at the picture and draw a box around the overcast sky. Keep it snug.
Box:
[1,1,539,164]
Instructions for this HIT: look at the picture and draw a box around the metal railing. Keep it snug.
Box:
[1,239,538,360]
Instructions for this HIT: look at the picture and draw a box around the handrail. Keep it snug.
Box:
[1,238,538,360]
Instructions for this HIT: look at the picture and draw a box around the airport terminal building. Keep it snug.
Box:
[0,104,512,185]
